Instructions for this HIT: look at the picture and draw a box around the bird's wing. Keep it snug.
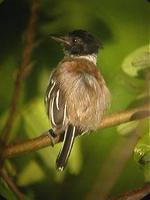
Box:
[44,73,67,132]
[45,72,81,171]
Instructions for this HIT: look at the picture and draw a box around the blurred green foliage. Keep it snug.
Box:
[0,178,17,200]
[0,0,149,199]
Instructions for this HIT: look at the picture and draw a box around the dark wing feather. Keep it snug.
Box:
[56,124,76,171]
[44,75,67,132]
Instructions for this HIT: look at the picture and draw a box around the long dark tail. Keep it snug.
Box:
[56,124,76,171]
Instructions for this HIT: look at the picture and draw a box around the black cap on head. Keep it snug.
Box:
[51,30,101,56]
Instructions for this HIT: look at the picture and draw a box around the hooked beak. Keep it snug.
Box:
[51,35,71,46]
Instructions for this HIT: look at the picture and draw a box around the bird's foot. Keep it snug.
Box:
[47,129,57,147]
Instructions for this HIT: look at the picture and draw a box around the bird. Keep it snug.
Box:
[44,30,111,171]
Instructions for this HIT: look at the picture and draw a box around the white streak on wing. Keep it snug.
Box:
[51,96,56,126]
[66,126,76,161]
[62,104,67,125]
[58,126,76,167]
[60,126,76,164]
[56,90,60,110]
[48,81,56,99]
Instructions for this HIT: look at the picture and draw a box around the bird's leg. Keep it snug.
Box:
[48,129,57,147]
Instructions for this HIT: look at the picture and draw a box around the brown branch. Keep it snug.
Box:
[0,0,40,169]
[109,184,150,200]
[0,2,41,198]
[0,0,40,143]
[0,169,25,200]
[3,103,150,159]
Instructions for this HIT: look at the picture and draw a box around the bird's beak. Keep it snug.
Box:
[51,36,71,46]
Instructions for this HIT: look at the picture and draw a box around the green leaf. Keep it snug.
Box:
[117,121,139,136]
[134,118,150,182]
[122,45,150,78]
[134,132,150,165]
[21,98,50,137]
[17,160,45,186]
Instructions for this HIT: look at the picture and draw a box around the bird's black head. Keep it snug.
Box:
[51,30,101,56]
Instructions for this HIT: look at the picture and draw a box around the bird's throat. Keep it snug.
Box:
[66,54,97,65]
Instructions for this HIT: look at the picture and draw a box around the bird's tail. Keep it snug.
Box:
[56,124,76,171]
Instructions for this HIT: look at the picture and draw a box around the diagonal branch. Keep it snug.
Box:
[0,0,40,170]
[3,103,150,159]
[0,169,25,200]
[109,184,150,200]
[0,0,40,143]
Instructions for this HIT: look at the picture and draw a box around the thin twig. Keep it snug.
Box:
[0,0,40,143]
[0,0,40,168]
[109,184,150,200]
[0,169,25,200]
[3,103,150,159]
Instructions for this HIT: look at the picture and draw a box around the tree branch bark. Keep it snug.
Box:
[0,169,25,200]
[0,0,40,143]
[3,103,150,159]
[0,0,40,169]
[109,184,150,200]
